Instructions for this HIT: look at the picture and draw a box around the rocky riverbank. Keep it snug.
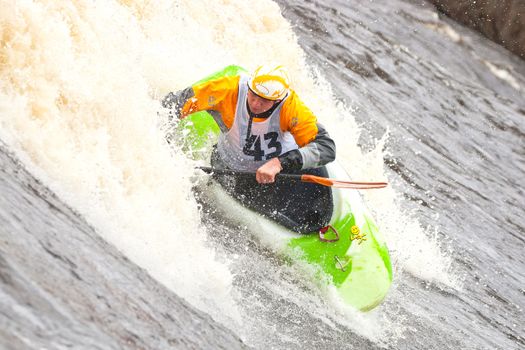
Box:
[429,0,525,58]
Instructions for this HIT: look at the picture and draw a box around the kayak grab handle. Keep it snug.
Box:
[319,225,339,242]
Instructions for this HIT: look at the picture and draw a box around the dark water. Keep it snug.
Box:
[274,0,525,348]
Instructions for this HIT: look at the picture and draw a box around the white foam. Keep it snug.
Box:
[424,22,463,43]
[483,60,521,91]
[0,0,241,328]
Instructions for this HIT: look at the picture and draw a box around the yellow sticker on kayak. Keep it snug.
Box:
[350,225,367,244]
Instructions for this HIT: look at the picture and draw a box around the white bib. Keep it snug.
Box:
[217,75,298,171]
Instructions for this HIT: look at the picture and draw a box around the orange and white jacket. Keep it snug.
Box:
[162,74,335,171]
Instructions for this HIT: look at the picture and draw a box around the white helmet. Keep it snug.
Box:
[248,65,290,101]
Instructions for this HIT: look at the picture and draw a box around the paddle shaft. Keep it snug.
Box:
[197,166,387,189]
[198,166,301,180]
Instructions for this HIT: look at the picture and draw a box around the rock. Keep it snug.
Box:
[429,0,525,58]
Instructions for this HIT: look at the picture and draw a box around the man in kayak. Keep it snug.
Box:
[162,65,336,233]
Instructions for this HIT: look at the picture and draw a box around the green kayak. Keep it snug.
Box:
[175,65,392,311]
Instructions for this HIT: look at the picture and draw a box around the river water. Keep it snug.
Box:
[273,0,525,348]
[0,0,523,349]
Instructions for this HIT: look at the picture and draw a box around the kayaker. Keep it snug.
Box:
[162,65,336,233]
[162,65,336,184]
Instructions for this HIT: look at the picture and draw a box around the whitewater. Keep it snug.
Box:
[1,0,523,349]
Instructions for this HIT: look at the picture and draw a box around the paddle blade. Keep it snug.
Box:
[300,174,388,189]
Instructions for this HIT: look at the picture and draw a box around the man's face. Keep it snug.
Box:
[247,89,277,114]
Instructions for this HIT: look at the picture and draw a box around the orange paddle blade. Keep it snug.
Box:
[300,174,388,189]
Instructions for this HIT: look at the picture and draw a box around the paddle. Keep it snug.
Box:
[197,166,387,189]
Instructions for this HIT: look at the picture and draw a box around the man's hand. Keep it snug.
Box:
[256,157,282,184]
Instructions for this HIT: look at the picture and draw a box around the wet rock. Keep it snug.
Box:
[429,0,525,59]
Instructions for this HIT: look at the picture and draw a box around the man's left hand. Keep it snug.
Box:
[256,158,282,184]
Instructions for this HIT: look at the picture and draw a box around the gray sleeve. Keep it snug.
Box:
[298,123,336,169]
[279,123,336,170]
[161,87,195,120]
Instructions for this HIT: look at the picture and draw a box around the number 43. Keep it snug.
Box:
[243,132,282,161]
